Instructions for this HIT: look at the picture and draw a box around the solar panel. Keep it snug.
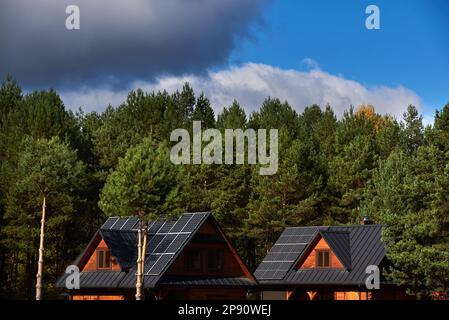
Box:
[145,253,175,275]
[165,233,190,253]
[110,218,128,230]
[277,235,313,244]
[146,234,165,251]
[257,261,292,271]
[254,227,319,280]
[281,227,320,236]
[256,260,292,279]
[181,213,207,232]
[142,253,159,271]
[264,251,299,261]
[153,234,177,253]
[107,212,210,277]
[121,217,139,230]
[168,214,193,233]
[158,221,175,234]
[146,220,165,233]
[101,217,119,230]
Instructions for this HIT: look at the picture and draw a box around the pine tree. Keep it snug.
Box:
[362,146,449,298]
[2,136,85,300]
[192,93,215,128]
[429,103,449,152]
[99,138,183,219]
[401,105,424,153]
[217,100,247,130]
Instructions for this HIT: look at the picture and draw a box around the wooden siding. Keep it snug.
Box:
[72,294,126,300]
[167,221,246,277]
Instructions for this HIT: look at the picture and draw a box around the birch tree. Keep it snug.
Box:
[6,136,85,300]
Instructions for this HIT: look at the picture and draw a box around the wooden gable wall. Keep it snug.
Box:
[82,238,121,272]
[166,219,253,280]
[297,236,344,269]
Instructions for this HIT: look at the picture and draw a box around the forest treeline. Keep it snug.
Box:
[0,75,448,299]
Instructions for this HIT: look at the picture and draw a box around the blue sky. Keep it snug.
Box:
[231,0,449,119]
[1,0,447,120]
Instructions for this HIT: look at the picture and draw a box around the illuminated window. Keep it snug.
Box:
[97,250,111,269]
[316,250,330,267]
[334,291,370,300]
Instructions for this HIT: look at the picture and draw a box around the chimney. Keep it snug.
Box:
[362,216,372,225]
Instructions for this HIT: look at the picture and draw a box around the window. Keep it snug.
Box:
[186,250,202,272]
[334,291,370,300]
[207,250,224,272]
[316,250,330,268]
[97,250,111,269]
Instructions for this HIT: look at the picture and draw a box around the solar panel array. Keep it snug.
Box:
[254,227,319,280]
[101,213,210,276]
[144,213,209,275]
[101,216,139,231]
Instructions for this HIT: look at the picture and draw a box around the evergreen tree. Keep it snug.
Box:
[401,105,424,153]
[429,103,449,153]
[0,75,22,126]
[99,138,183,219]
[192,93,215,128]
[362,146,449,298]
[217,100,247,130]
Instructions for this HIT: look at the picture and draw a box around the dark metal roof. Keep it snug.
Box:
[255,224,386,286]
[158,275,256,287]
[55,271,127,289]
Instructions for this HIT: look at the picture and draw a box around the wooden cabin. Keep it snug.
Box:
[255,224,413,300]
[56,212,257,300]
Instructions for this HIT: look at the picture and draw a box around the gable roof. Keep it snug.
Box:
[254,224,386,286]
[56,212,256,290]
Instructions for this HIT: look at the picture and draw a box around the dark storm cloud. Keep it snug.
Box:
[0,0,268,89]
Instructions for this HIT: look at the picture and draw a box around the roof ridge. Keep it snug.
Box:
[321,230,350,234]
[285,224,383,230]
[285,226,329,229]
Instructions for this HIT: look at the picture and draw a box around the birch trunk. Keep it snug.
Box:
[35,195,46,300]
[135,219,143,300]
[140,223,148,300]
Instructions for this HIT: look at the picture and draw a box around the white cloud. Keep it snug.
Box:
[301,58,319,70]
[61,63,423,120]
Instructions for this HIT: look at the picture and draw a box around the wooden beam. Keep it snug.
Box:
[306,291,318,300]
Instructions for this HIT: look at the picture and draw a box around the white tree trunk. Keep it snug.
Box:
[140,224,148,300]
[35,195,46,300]
[135,219,143,300]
